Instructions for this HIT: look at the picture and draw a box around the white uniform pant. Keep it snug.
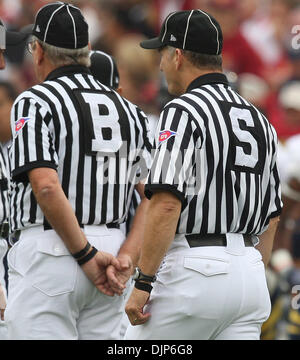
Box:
[120,278,134,338]
[0,238,8,340]
[5,225,126,340]
[125,233,271,340]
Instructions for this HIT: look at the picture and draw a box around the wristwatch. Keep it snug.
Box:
[132,267,157,283]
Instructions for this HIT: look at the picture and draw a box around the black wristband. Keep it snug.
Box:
[134,280,153,293]
[77,246,97,266]
[72,242,91,259]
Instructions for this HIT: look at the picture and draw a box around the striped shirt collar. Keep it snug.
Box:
[46,65,91,81]
[186,72,228,92]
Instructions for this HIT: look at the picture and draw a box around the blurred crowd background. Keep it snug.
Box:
[1,0,300,340]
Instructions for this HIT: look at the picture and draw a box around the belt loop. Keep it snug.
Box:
[0,222,9,239]
[225,233,246,255]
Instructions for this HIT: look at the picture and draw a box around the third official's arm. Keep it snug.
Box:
[125,191,181,325]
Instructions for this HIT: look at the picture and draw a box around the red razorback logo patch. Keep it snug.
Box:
[158,130,177,145]
[15,117,30,133]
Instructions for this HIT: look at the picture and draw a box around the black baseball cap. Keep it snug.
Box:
[0,19,30,49]
[140,10,223,55]
[32,1,88,49]
[89,50,120,90]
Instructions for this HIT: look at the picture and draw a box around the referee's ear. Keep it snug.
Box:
[174,48,184,71]
[35,41,45,66]
[88,42,92,50]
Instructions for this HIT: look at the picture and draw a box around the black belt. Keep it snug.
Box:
[11,223,120,244]
[43,223,120,230]
[0,222,9,239]
[186,234,254,248]
[106,223,120,229]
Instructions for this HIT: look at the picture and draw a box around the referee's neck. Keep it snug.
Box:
[36,63,57,83]
[183,68,223,94]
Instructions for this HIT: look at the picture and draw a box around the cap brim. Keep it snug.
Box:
[6,27,31,46]
[6,31,27,46]
[140,37,163,49]
[20,24,34,35]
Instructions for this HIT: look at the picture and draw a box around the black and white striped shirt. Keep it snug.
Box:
[0,146,9,225]
[145,73,282,235]
[9,65,151,232]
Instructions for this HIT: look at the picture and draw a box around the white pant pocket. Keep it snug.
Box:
[184,256,230,277]
[31,239,77,297]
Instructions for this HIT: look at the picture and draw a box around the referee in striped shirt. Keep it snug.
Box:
[124,10,282,340]
[6,2,150,340]
[0,20,30,339]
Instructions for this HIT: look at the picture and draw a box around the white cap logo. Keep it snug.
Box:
[35,25,41,32]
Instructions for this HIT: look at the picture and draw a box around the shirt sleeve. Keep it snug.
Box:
[129,106,153,184]
[268,161,283,219]
[264,125,283,224]
[10,96,58,183]
[138,109,153,180]
[145,105,203,203]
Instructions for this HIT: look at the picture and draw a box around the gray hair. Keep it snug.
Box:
[32,35,90,67]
